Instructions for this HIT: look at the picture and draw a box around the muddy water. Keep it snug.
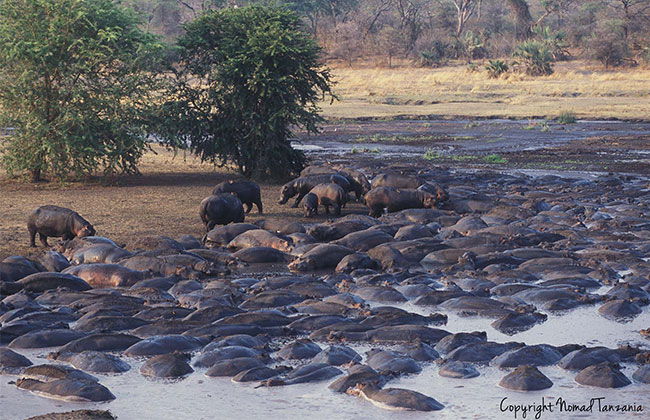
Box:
[2,295,648,420]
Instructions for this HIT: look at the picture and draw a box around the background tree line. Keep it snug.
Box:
[127,0,650,68]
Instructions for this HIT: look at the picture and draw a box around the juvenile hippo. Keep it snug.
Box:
[27,205,95,247]
[213,179,263,214]
[364,187,439,218]
[347,382,444,411]
[279,174,351,207]
[309,183,347,216]
[303,193,319,217]
[199,194,245,231]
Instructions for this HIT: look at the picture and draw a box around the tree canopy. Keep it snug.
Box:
[0,0,164,182]
[163,5,334,178]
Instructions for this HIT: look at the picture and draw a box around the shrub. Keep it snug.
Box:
[418,41,449,67]
[486,60,509,78]
[557,111,577,124]
[484,154,507,163]
[423,149,440,160]
[513,41,554,76]
[589,30,629,69]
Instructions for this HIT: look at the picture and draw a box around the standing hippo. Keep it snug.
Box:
[27,205,95,247]
[303,193,319,217]
[364,187,438,217]
[279,174,351,208]
[212,179,263,214]
[301,165,368,201]
[199,194,245,231]
[371,173,422,190]
[309,183,347,216]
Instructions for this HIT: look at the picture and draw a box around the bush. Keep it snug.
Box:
[557,111,577,124]
[513,41,554,76]
[0,0,163,182]
[163,6,334,179]
[589,28,629,69]
[486,60,509,78]
[535,26,570,61]
[417,41,448,67]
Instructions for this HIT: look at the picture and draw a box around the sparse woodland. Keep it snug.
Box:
[128,0,650,68]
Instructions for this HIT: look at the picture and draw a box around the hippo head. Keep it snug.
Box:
[77,224,95,238]
[422,194,438,209]
[278,184,295,204]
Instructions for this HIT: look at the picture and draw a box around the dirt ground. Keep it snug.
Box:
[2,117,649,260]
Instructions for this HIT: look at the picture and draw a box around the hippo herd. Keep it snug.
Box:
[1,162,650,415]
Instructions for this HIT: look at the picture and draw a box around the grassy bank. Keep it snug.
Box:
[320,60,650,120]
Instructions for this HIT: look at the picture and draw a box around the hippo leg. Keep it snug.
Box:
[244,203,253,214]
[324,205,330,214]
[29,228,37,247]
[39,233,49,247]
[292,192,306,208]
[255,201,263,214]
[334,205,341,216]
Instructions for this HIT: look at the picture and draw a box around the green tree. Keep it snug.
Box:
[164,5,334,178]
[0,0,163,182]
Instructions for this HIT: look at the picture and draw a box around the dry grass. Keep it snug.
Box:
[0,145,367,260]
[320,60,650,120]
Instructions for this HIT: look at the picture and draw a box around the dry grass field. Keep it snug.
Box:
[321,60,650,120]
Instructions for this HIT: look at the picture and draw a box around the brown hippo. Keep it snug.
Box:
[303,193,319,217]
[279,174,351,207]
[27,205,95,247]
[371,173,422,190]
[364,187,439,217]
[63,264,150,288]
[199,194,245,231]
[227,229,293,252]
[212,179,263,214]
[301,165,369,200]
[309,183,347,216]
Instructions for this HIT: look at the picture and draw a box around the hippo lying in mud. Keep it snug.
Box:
[27,205,95,247]
[364,187,440,217]
[199,194,245,231]
[279,174,351,207]
[212,179,263,214]
[371,173,422,189]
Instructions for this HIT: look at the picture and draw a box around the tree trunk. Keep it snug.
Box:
[504,0,533,40]
[30,167,42,183]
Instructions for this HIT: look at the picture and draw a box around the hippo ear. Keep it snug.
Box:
[229,180,234,184]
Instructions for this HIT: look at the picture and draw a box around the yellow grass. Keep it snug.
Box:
[320,60,650,120]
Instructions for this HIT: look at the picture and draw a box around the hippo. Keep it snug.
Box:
[140,353,194,378]
[16,377,115,402]
[446,341,524,363]
[288,244,355,272]
[213,179,263,214]
[232,366,288,382]
[366,349,421,375]
[499,366,553,391]
[438,361,480,378]
[491,345,564,368]
[227,229,292,253]
[17,272,91,292]
[347,382,444,411]
[0,348,32,374]
[303,192,319,217]
[328,365,386,393]
[575,362,631,388]
[371,173,422,189]
[307,216,380,241]
[598,299,642,320]
[124,335,204,357]
[199,194,245,231]
[301,165,368,200]
[259,363,342,386]
[277,339,321,360]
[27,205,95,247]
[63,264,150,288]
[9,329,88,349]
[632,365,650,383]
[364,187,439,217]
[54,351,130,373]
[308,183,347,216]
[56,333,142,354]
[205,357,265,377]
[232,247,291,263]
[70,243,131,265]
[279,174,351,207]
[313,345,362,366]
[38,251,71,272]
